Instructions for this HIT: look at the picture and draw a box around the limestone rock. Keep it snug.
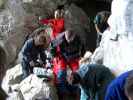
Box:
[19,74,58,100]
[1,64,23,94]
[7,91,23,100]
[64,3,91,46]
[2,64,58,100]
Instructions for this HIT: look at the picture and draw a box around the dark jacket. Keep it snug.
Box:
[50,32,85,60]
[77,64,114,100]
[21,38,46,64]
[60,35,84,60]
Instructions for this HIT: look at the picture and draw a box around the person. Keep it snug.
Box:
[50,28,85,100]
[68,64,114,100]
[94,11,110,47]
[104,70,133,100]
[39,6,65,40]
[20,27,50,79]
[91,0,133,76]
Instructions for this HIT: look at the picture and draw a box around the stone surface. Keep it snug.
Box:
[64,3,91,50]
[2,63,57,100]
[7,91,23,100]
[19,74,58,100]
[1,64,23,94]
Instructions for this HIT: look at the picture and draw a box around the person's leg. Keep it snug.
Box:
[56,69,68,99]
[69,58,79,72]
[53,56,66,83]
[80,87,89,100]
[53,56,68,100]
[68,58,80,100]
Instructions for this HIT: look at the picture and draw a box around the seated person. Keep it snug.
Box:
[20,27,50,79]
[50,28,85,100]
[105,70,133,100]
[68,64,114,100]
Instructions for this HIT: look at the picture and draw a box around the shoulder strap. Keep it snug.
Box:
[51,32,65,47]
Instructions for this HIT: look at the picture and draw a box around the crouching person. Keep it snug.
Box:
[68,64,114,100]
[20,27,50,79]
[105,70,133,100]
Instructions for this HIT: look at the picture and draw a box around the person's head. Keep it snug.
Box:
[54,5,64,19]
[94,11,111,33]
[125,72,133,100]
[34,28,50,48]
[65,28,76,43]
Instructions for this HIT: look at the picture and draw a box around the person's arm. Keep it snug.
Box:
[21,39,33,62]
[104,81,118,100]
[39,49,47,65]
[39,19,50,24]
[39,19,54,27]
[78,36,85,57]
[77,64,90,79]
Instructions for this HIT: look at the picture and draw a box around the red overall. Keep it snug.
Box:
[40,18,64,40]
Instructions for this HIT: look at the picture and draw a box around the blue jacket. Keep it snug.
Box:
[21,38,46,64]
[104,71,132,100]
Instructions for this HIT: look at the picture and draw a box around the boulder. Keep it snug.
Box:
[64,3,91,46]
[19,74,58,100]
[7,91,24,100]
[1,64,23,94]
[2,64,58,100]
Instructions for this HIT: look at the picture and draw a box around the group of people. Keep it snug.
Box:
[13,3,133,100]
[20,6,84,100]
